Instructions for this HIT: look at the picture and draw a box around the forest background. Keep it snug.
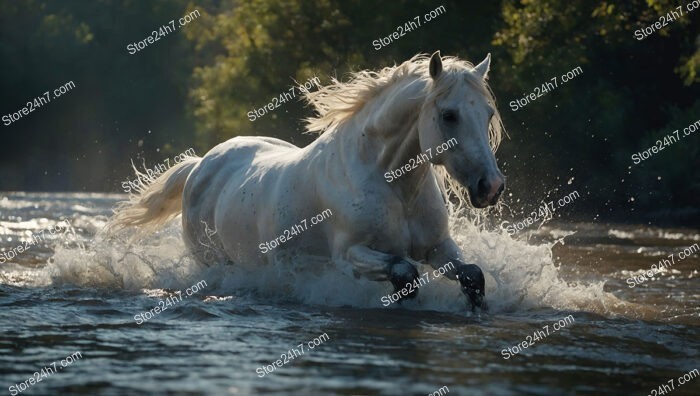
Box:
[1,0,698,225]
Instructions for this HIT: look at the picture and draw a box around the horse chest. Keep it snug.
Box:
[405,206,449,258]
[339,189,447,259]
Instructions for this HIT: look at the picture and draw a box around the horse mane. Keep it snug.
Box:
[304,53,506,212]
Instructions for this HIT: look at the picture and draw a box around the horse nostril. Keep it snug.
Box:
[496,181,505,197]
[477,178,489,196]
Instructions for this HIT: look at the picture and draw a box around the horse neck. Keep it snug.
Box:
[331,75,435,200]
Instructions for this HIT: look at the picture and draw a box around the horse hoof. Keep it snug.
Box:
[455,263,486,310]
[389,259,420,300]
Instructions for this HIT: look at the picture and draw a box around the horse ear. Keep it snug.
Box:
[429,51,442,79]
[474,53,491,80]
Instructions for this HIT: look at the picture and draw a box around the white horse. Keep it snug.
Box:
[108,52,505,310]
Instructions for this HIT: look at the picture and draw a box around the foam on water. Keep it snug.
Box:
[1,214,649,318]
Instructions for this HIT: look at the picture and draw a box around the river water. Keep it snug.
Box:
[0,192,698,395]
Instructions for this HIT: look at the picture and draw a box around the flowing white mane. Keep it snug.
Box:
[303,53,504,151]
[304,54,506,212]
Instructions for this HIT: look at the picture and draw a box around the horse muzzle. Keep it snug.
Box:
[468,172,504,208]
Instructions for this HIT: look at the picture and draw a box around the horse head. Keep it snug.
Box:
[418,51,505,208]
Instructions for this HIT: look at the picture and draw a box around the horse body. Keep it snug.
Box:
[109,52,505,309]
[182,123,448,273]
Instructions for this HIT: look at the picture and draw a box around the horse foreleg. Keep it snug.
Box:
[344,245,421,301]
[427,239,487,311]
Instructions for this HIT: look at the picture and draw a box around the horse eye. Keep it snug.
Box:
[442,110,458,123]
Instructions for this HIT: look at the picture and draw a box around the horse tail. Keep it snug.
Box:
[106,156,201,235]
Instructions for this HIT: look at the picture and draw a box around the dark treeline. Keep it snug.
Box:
[1,0,698,225]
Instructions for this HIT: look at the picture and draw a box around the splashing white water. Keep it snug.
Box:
[1,214,635,316]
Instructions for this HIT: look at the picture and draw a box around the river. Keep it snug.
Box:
[0,192,697,395]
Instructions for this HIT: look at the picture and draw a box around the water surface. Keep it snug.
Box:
[0,192,698,395]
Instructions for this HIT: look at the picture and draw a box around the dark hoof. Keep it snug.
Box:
[456,263,486,311]
[389,258,420,301]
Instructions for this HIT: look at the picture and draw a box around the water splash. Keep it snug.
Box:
[0,209,652,320]
[0,191,579,315]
